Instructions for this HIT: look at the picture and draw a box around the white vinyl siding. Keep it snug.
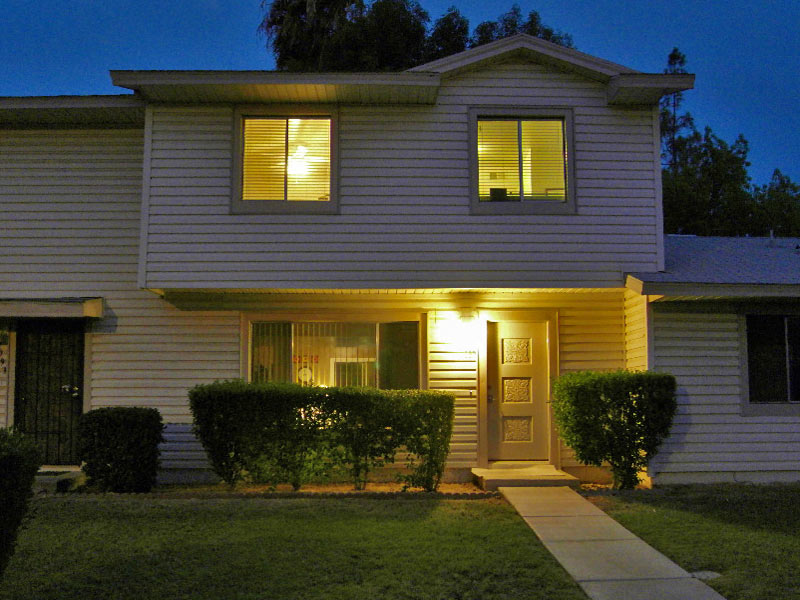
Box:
[142,61,660,289]
[651,309,800,483]
[0,129,241,471]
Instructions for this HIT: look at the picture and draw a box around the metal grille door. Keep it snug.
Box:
[14,319,84,465]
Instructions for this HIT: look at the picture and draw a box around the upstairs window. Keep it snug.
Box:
[746,315,799,405]
[469,108,575,215]
[232,110,337,214]
[478,119,566,203]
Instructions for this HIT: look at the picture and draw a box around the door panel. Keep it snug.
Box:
[14,319,84,465]
[487,321,549,460]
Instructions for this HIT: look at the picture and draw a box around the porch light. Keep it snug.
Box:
[433,310,481,351]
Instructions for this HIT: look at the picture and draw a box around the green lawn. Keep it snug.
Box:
[590,484,800,600]
[0,495,586,600]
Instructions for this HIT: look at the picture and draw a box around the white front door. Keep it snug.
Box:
[487,321,549,460]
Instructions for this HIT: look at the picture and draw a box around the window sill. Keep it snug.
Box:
[231,200,339,215]
[741,402,800,417]
[470,200,576,216]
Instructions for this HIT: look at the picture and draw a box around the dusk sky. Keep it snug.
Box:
[2,0,798,185]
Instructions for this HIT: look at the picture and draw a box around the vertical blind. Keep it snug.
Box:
[251,322,419,389]
[242,117,331,202]
[478,119,567,202]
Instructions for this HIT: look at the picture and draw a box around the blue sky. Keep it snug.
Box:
[2,0,798,184]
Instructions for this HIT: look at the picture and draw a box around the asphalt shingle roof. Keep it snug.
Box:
[633,235,800,285]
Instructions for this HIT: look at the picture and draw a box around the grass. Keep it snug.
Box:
[0,495,587,600]
[589,483,800,600]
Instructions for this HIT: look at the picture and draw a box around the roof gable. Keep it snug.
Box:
[410,34,694,105]
[409,34,637,82]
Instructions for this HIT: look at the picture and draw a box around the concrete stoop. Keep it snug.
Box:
[34,470,86,494]
[472,462,580,491]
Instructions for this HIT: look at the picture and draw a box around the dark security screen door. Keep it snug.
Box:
[14,319,84,465]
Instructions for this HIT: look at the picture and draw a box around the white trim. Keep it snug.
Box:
[0,298,103,319]
[409,33,636,80]
[652,105,665,272]
[137,106,154,288]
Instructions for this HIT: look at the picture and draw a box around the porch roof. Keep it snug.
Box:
[627,235,800,298]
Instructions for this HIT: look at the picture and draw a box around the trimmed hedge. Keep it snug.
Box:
[388,390,455,491]
[552,370,677,489]
[77,407,164,493]
[0,428,41,579]
[189,381,455,491]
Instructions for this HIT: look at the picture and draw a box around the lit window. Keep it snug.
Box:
[478,119,567,203]
[233,112,337,214]
[746,315,799,404]
[242,117,330,202]
[250,321,419,390]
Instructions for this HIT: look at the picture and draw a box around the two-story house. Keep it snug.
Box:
[2,34,798,485]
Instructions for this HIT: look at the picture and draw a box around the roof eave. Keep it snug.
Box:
[626,275,800,299]
[607,73,695,105]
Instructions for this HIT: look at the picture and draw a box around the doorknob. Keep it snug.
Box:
[61,385,80,398]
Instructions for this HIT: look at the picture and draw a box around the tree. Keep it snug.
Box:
[424,6,469,62]
[752,170,800,237]
[659,47,694,171]
[261,2,574,71]
[259,0,362,71]
[470,4,574,48]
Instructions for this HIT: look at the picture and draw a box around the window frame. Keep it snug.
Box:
[740,313,800,416]
[241,311,427,390]
[231,105,340,215]
[468,106,576,216]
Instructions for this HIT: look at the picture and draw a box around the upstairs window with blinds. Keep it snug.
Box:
[251,321,419,390]
[477,118,567,203]
[242,117,331,202]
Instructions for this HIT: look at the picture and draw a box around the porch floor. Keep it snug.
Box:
[471,461,579,491]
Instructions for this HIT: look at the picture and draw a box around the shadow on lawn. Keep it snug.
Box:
[0,496,544,600]
[600,483,800,536]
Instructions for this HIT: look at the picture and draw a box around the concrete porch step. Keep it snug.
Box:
[472,463,580,491]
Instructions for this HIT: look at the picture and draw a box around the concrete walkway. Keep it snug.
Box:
[500,486,726,600]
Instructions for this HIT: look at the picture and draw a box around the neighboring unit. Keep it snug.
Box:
[1,34,797,484]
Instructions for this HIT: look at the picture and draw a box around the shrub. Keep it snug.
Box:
[326,387,398,490]
[389,390,455,491]
[190,381,335,489]
[552,370,677,489]
[77,407,164,493]
[189,381,456,491]
[0,428,41,579]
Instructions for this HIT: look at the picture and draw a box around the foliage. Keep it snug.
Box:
[0,428,40,580]
[189,381,455,491]
[387,390,455,491]
[260,1,573,71]
[752,169,800,236]
[323,387,398,489]
[77,407,164,493]
[190,381,333,489]
[660,48,800,237]
[423,6,469,62]
[470,4,573,48]
[552,370,677,489]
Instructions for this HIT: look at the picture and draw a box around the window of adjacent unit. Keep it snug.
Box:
[469,108,575,215]
[250,321,419,390]
[232,112,337,214]
[743,315,799,414]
